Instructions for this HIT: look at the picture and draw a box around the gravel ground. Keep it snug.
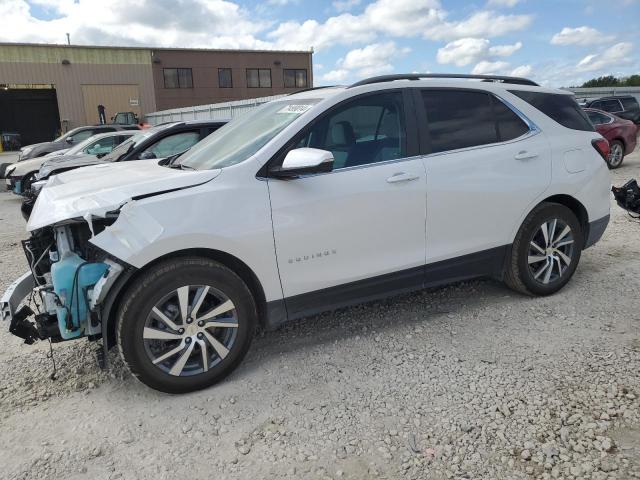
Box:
[1,150,639,480]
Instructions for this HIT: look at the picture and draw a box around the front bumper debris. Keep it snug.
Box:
[1,271,35,323]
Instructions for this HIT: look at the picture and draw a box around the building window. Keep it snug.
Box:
[163,68,193,88]
[284,69,308,88]
[246,68,272,88]
[218,68,233,88]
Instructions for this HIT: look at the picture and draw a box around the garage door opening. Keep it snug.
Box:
[0,85,61,145]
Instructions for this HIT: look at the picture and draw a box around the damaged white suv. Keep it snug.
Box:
[1,74,611,393]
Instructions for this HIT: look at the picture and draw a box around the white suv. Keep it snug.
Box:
[1,74,611,393]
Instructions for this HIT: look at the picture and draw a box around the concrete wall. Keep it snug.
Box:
[0,44,156,131]
[151,48,313,111]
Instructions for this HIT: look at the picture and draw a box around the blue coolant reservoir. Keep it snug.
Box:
[51,252,108,340]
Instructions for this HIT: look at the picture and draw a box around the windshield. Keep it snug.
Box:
[180,99,320,170]
[100,127,165,162]
[65,134,104,155]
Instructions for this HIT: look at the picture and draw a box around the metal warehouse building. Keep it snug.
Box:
[0,43,313,144]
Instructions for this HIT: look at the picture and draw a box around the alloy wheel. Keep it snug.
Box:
[608,143,624,168]
[527,219,575,285]
[142,285,238,376]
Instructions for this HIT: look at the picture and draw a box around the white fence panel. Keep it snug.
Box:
[144,94,287,125]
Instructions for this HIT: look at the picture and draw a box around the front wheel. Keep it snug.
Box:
[117,257,257,393]
[504,203,583,296]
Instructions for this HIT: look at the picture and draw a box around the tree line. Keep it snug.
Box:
[579,75,640,88]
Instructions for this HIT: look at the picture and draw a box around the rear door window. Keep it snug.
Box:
[421,90,498,153]
[492,97,530,141]
[509,90,594,132]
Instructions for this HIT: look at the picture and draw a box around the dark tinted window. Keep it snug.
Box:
[586,111,611,125]
[284,69,308,88]
[163,68,193,88]
[599,99,622,113]
[294,92,407,169]
[246,68,271,88]
[510,90,594,131]
[218,68,232,88]
[621,97,639,110]
[492,97,529,141]
[422,90,497,153]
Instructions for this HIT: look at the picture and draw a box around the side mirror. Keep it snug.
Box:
[96,153,106,159]
[65,137,73,144]
[270,148,334,179]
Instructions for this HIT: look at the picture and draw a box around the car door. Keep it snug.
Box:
[267,90,427,318]
[417,88,551,269]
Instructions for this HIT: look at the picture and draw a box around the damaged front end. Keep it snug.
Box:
[1,217,125,359]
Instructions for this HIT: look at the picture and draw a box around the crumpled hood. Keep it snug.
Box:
[27,161,221,231]
[38,153,99,178]
[7,156,48,177]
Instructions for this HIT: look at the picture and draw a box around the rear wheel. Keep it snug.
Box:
[504,203,583,296]
[606,140,625,169]
[117,257,257,393]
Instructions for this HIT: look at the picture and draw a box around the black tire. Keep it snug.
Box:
[117,257,257,393]
[504,203,583,296]
[606,140,625,169]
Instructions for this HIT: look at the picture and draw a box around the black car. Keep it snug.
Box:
[585,95,640,124]
[18,124,139,161]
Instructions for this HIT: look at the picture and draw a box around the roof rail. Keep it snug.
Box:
[288,85,341,95]
[349,73,539,88]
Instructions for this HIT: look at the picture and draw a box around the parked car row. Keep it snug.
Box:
[1,73,614,394]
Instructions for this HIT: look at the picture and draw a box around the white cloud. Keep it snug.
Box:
[487,0,521,6]
[269,1,530,51]
[510,64,532,77]
[0,0,274,49]
[320,41,410,84]
[436,38,522,67]
[332,0,361,12]
[320,69,350,83]
[551,26,615,46]
[489,41,522,57]
[339,42,410,76]
[424,11,533,41]
[471,60,510,74]
[437,38,490,66]
[576,42,634,71]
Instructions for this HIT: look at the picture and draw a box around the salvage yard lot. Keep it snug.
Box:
[1,152,639,480]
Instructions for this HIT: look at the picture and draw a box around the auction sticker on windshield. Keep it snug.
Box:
[277,104,314,114]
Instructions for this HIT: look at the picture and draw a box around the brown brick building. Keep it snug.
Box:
[151,47,313,111]
[0,43,312,143]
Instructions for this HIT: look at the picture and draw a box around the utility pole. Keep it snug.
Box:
[66,33,70,45]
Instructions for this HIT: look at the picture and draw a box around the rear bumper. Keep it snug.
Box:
[584,214,609,249]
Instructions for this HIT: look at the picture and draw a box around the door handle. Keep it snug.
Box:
[514,151,538,160]
[386,172,420,184]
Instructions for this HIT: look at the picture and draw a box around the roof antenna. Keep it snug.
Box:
[66,33,70,45]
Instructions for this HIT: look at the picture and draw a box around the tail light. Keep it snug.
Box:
[591,138,610,161]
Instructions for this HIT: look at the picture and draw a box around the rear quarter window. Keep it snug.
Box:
[621,97,639,110]
[509,90,594,132]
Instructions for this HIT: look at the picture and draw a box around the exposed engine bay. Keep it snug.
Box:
[1,216,124,355]
[612,179,640,217]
